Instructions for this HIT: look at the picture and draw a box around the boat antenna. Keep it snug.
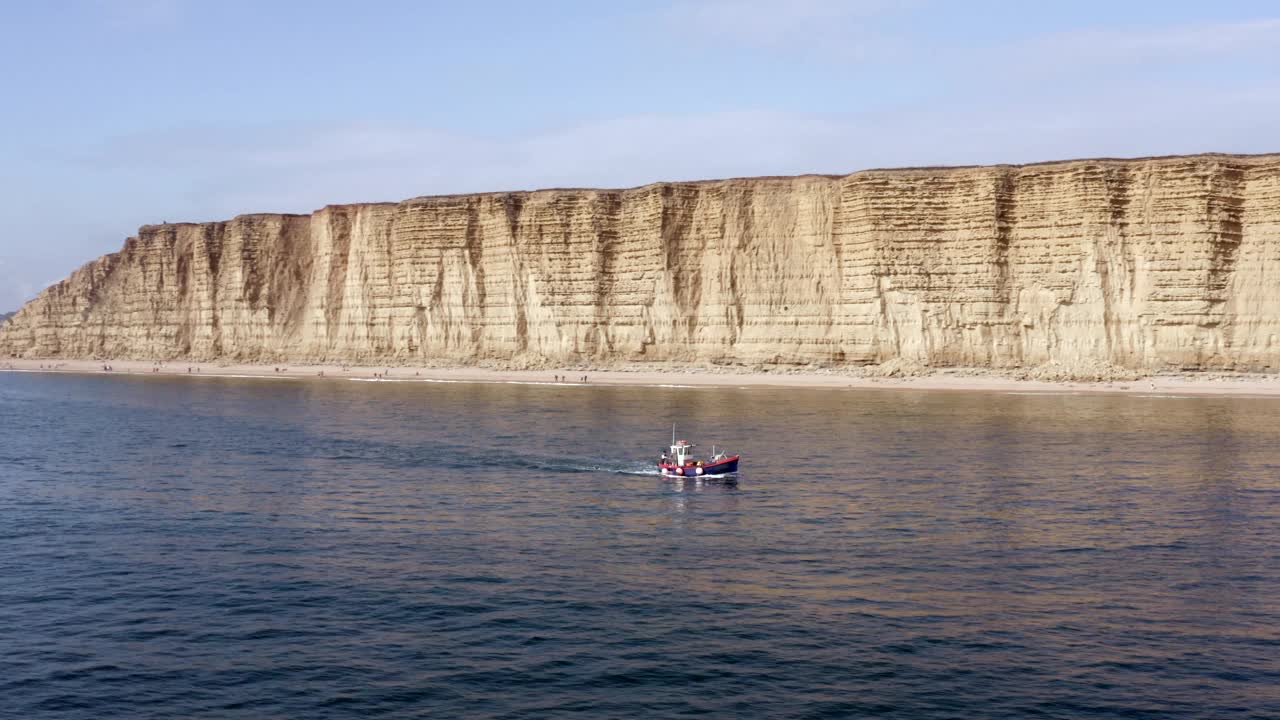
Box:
[672,423,676,446]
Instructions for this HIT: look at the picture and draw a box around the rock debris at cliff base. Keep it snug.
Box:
[3,153,1280,378]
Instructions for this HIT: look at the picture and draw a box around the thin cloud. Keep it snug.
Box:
[662,0,922,60]
[95,0,186,31]
[73,86,1280,213]
[662,4,1280,72]
[1036,17,1280,63]
[666,0,914,41]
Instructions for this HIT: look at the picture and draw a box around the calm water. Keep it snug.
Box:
[1,373,1278,719]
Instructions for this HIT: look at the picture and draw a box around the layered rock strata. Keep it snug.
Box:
[4,154,1280,373]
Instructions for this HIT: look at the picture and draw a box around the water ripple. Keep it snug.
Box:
[1,373,1278,718]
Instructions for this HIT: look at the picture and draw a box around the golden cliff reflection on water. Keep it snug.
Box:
[47,378,1279,605]
[3,373,1278,717]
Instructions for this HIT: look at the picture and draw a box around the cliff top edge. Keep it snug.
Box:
[134,151,1279,231]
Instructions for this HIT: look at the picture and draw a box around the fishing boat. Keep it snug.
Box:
[657,426,740,477]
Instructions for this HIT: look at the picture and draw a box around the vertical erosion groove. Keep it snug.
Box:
[324,208,351,341]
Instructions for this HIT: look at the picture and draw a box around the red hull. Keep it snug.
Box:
[658,455,740,476]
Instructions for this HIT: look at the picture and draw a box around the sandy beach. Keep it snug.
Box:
[4,358,1280,397]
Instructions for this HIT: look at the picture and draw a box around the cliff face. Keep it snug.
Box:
[4,154,1280,372]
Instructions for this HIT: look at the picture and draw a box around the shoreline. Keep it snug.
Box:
[4,359,1280,397]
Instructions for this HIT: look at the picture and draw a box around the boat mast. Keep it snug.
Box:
[672,423,676,447]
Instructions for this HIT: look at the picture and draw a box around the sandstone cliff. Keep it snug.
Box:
[4,154,1280,373]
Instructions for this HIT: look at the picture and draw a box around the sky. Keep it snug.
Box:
[2,0,1279,311]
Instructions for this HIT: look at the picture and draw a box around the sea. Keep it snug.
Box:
[1,372,1277,719]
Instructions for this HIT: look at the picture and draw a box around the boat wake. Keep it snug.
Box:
[468,453,665,476]
[494,456,736,480]
[536,459,666,476]
[284,433,728,480]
